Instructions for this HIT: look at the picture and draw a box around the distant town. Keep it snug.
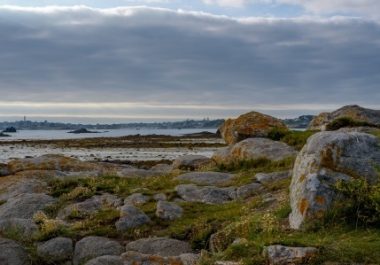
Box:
[0,115,314,131]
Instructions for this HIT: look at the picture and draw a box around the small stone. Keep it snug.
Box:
[37,237,73,263]
[115,204,150,232]
[156,201,183,220]
[264,245,318,265]
[153,193,167,201]
[236,183,263,199]
[124,193,150,206]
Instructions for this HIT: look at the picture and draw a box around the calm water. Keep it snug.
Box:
[0,128,217,141]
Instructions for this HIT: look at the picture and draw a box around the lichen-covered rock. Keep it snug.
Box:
[0,238,30,265]
[0,193,55,219]
[175,184,235,204]
[255,171,291,184]
[263,245,318,265]
[218,111,288,145]
[37,237,73,264]
[236,183,263,199]
[85,255,123,265]
[122,251,199,265]
[289,131,380,229]
[177,172,234,186]
[58,194,122,219]
[73,236,123,265]
[156,201,183,220]
[0,218,38,238]
[115,204,150,232]
[308,105,380,131]
[172,155,212,170]
[212,138,297,165]
[124,193,150,206]
[125,237,193,256]
[153,193,167,201]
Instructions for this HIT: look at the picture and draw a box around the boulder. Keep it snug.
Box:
[58,194,122,219]
[125,237,193,256]
[124,193,150,206]
[153,193,167,201]
[263,245,318,265]
[218,111,288,145]
[175,184,235,204]
[172,155,212,170]
[177,172,234,186]
[308,105,380,131]
[0,193,55,219]
[156,201,183,220]
[212,138,297,165]
[37,237,73,264]
[115,204,150,232]
[289,131,380,229]
[255,171,291,184]
[85,255,123,265]
[73,236,123,265]
[0,218,38,238]
[0,238,30,265]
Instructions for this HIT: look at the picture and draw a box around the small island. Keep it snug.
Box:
[67,128,101,134]
[2,127,17,133]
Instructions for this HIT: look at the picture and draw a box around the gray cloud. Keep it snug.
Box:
[0,6,379,121]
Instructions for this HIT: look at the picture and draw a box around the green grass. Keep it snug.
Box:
[280,130,316,150]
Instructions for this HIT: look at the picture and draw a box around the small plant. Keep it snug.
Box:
[267,127,289,141]
[334,179,380,228]
[326,117,377,131]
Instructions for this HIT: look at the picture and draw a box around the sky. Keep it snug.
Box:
[0,1,379,123]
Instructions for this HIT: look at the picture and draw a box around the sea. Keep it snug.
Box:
[0,128,217,141]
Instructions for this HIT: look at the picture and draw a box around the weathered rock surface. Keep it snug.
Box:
[122,251,199,265]
[37,237,73,263]
[236,183,263,199]
[156,201,183,220]
[218,111,288,145]
[308,105,380,131]
[289,131,380,229]
[125,237,193,256]
[255,171,291,184]
[124,193,150,206]
[177,172,234,186]
[0,218,38,238]
[172,155,212,170]
[212,138,297,165]
[153,193,167,201]
[73,236,123,265]
[175,184,235,204]
[264,245,318,265]
[85,255,123,265]
[0,193,55,219]
[0,238,30,265]
[58,194,122,219]
[115,204,150,232]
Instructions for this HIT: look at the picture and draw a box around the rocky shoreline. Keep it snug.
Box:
[0,105,379,265]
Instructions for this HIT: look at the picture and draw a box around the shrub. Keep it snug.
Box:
[326,117,376,131]
[334,179,380,227]
[267,127,289,141]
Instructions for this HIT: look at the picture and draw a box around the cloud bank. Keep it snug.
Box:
[0,5,379,121]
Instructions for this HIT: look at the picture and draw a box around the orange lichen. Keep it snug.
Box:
[299,198,309,215]
[315,196,325,205]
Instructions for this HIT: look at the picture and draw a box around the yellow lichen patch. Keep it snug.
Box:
[299,198,309,215]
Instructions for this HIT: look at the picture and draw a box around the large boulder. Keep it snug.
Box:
[0,193,55,219]
[172,155,212,170]
[289,131,380,229]
[263,245,318,265]
[73,236,123,265]
[177,172,234,186]
[212,138,297,166]
[37,237,73,264]
[0,238,30,265]
[308,105,380,131]
[218,111,288,145]
[125,237,193,256]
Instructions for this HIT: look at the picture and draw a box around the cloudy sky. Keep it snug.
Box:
[0,1,379,123]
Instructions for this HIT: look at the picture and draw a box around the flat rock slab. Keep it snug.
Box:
[125,237,193,257]
[156,201,183,220]
[37,237,73,264]
[172,155,212,170]
[85,255,123,265]
[0,193,55,219]
[122,251,199,265]
[175,184,235,204]
[255,171,291,184]
[177,172,234,186]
